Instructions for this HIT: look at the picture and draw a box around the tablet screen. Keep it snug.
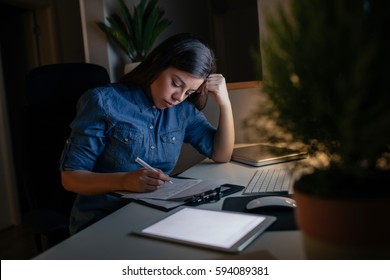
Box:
[134,207,276,252]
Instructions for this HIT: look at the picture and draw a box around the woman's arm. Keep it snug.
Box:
[205,74,235,162]
[61,169,171,195]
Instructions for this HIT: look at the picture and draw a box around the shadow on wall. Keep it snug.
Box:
[172,86,292,175]
[203,86,291,144]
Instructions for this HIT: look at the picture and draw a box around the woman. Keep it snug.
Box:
[60,33,235,234]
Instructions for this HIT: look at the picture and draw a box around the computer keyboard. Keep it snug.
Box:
[243,168,290,194]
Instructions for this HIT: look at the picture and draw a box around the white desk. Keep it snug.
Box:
[33,160,305,260]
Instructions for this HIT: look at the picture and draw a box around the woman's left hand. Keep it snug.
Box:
[202,74,230,107]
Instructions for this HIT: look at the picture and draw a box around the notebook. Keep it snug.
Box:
[231,144,307,167]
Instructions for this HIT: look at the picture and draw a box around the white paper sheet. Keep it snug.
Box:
[117,178,226,200]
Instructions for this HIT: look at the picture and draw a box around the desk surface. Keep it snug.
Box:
[34,160,305,260]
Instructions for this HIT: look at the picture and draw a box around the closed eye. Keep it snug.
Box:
[172,80,181,88]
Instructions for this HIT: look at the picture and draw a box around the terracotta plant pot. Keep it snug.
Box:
[294,183,390,259]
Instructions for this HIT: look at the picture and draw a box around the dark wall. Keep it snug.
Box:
[0,5,34,215]
[209,0,261,82]
[0,0,85,217]
[159,0,261,83]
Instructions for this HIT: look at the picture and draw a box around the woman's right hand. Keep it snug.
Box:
[121,169,171,193]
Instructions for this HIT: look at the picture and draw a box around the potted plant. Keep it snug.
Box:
[97,0,172,72]
[251,0,390,259]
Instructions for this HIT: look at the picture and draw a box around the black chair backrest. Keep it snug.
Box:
[23,63,110,215]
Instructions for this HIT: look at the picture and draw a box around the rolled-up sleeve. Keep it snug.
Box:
[59,88,109,171]
[184,106,216,159]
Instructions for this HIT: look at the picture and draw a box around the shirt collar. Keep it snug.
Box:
[131,87,156,112]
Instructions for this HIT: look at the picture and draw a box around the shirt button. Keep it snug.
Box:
[124,138,129,142]
[150,145,155,149]
[171,136,176,141]
[149,124,154,129]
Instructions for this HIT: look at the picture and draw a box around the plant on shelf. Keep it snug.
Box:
[251,0,390,259]
[97,0,172,63]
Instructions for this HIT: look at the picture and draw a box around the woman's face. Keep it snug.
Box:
[150,67,205,109]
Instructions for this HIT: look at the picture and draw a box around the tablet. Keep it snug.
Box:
[231,144,307,167]
[132,207,276,253]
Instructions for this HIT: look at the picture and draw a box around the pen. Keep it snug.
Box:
[135,157,173,184]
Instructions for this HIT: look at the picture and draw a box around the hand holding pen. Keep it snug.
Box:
[136,157,173,184]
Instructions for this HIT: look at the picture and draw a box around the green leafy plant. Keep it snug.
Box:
[97,0,172,62]
[250,0,390,197]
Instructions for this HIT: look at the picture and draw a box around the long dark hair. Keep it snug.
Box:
[119,33,216,110]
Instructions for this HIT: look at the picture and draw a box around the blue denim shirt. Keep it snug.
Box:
[59,83,216,234]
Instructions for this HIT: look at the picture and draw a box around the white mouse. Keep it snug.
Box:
[246,196,296,210]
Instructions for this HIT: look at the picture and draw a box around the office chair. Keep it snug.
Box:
[22,63,110,252]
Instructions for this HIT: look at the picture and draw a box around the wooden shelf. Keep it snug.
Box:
[226,81,262,90]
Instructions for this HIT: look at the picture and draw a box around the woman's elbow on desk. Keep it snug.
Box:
[211,151,233,163]
[212,158,230,163]
[211,140,234,163]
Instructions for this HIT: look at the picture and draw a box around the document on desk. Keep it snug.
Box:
[116,177,228,210]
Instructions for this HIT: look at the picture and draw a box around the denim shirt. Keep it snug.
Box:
[59,83,216,234]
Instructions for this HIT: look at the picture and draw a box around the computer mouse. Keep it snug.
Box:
[246,196,296,211]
